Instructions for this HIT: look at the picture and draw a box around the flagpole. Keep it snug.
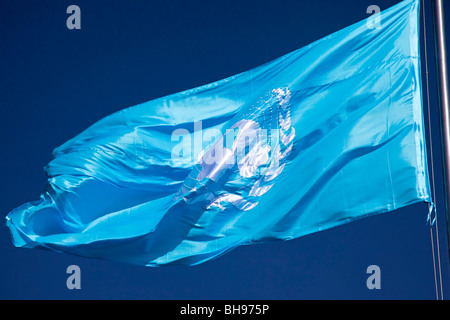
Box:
[432,0,450,257]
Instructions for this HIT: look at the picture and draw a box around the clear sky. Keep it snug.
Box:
[1,0,449,299]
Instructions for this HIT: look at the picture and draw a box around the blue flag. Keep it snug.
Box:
[6,0,431,266]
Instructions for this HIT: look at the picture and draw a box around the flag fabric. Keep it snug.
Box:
[6,0,431,266]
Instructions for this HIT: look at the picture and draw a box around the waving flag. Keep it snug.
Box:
[6,0,431,266]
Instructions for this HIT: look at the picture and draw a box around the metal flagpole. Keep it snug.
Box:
[432,0,449,297]
[432,0,450,224]
[432,0,450,183]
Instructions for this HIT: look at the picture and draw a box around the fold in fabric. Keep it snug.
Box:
[6,0,431,266]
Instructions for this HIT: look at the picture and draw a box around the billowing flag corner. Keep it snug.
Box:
[6,0,432,266]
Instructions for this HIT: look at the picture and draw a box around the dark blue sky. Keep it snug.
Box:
[1,0,450,299]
